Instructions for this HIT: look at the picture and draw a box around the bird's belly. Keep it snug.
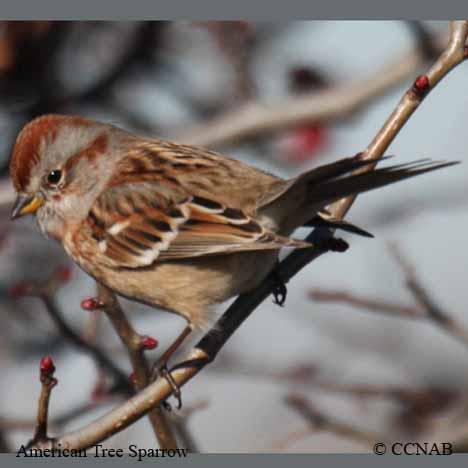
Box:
[80,250,279,327]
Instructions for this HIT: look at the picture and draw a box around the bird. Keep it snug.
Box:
[9,114,457,373]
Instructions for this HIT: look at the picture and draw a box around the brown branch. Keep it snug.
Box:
[1,395,123,434]
[284,394,384,448]
[34,21,468,451]
[310,246,468,350]
[0,430,10,453]
[310,289,424,319]
[390,244,468,349]
[10,268,132,394]
[96,284,178,450]
[329,20,468,219]
[28,356,58,447]
[179,29,447,148]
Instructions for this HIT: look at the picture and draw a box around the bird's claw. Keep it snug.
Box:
[272,268,288,307]
[158,364,182,411]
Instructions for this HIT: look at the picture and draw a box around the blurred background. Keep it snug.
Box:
[0,21,468,453]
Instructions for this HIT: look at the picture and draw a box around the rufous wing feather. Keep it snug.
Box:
[88,182,311,269]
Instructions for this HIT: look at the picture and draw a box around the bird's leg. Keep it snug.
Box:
[271,261,288,307]
[151,325,192,410]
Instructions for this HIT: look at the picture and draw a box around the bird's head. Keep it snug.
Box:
[9,114,116,239]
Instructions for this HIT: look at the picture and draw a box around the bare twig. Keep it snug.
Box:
[284,394,383,448]
[96,284,178,449]
[168,400,208,452]
[405,21,440,61]
[33,21,468,451]
[0,431,10,453]
[179,29,447,147]
[330,20,468,218]
[390,245,468,349]
[28,356,57,446]
[310,248,468,350]
[1,395,123,433]
[10,269,132,394]
[310,289,424,319]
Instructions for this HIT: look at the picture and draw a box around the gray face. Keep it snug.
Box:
[28,123,118,241]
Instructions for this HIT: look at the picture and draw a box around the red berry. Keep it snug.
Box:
[40,356,55,374]
[141,335,158,350]
[80,297,105,311]
[55,265,73,282]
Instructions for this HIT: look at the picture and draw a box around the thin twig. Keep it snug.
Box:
[96,284,178,449]
[168,400,208,452]
[1,395,123,433]
[330,20,468,219]
[179,30,447,147]
[284,394,383,448]
[310,289,424,319]
[34,21,468,451]
[28,357,57,446]
[10,269,132,394]
[0,431,10,453]
[390,244,468,349]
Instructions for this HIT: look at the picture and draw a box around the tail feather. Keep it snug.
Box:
[306,212,374,238]
[304,159,458,207]
[298,154,392,186]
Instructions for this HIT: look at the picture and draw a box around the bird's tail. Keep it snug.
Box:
[265,155,458,234]
[300,157,457,207]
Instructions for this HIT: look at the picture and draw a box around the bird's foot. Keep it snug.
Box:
[156,364,182,411]
[271,266,288,307]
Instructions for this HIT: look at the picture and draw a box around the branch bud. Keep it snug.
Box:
[80,297,105,311]
[140,335,158,350]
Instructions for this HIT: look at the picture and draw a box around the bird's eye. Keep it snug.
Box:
[46,170,63,186]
